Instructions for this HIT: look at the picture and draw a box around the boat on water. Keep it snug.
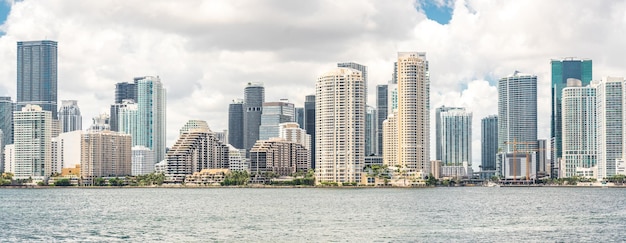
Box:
[486,181,500,187]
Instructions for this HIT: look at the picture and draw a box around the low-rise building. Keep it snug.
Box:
[185,168,230,186]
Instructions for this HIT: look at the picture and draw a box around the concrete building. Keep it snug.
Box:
[250,138,309,176]
[337,62,367,93]
[3,144,15,174]
[499,152,538,180]
[593,77,624,179]
[81,131,132,179]
[259,100,294,140]
[118,100,138,138]
[89,113,110,132]
[51,130,82,175]
[227,145,247,172]
[228,99,244,149]
[16,40,58,119]
[383,114,398,167]
[304,95,316,169]
[376,84,388,155]
[441,161,473,179]
[481,115,498,171]
[164,121,229,182]
[244,82,265,153]
[562,80,596,178]
[497,71,538,178]
[436,106,472,166]
[58,100,82,133]
[0,97,13,148]
[13,104,52,180]
[551,58,592,178]
[395,52,430,177]
[136,76,167,164]
[315,67,365,184]
[132,146,155,176]
[279,122,311,151]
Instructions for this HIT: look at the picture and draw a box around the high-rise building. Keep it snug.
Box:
[338,62,368,98]
[376,84,388,155]
[89,113,110,132]
[295,107,305,130]
[383,113,398,167]
[244,83,265,153]
[3,144,15,174]
[304,95,316,169]
[80,131,132,180]
[279,122,311,151]
[481,115,498,171]
[315,67,365,184]
[562,80,596,178]
[259,100,294,140]
[498,71,537,178]
[594,77,623,179]
[498,71,538,153]
[0,97,13,148]
[551,58,592,178]
[136,76,167,163]
[16,40,58,119]
[436,106,472,166]
[118,100,138,139]
[396,52,430,176]
[132,146,155,176]
[110,82,138,132]
[51,130,82,174]
[13,104,52,180]
[365,106,377,156]
[58,100,82,133]
[228,99,244,149]
[250,138,309,176]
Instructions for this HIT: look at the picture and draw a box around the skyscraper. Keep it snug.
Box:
[436,106,472,166]
[136,76,167,163]
[16,40,58,119]
[594,77,623,179]
[110,81,137,131]
[228,99,244,149]
[376,84,388,155]
[13,104,52,180]
[316,67,365,184]
[561,80,596,178]
[551,58,592,178]
[396,52,430,176]
[365,106,377,156]
[81,131,132,181]
[481,115,498,171]
[498,71,538,153]
[304,95,316,169]
[295,107,305,130]
[244,83,265,153]
[259,100,294,140]
[58,100,82,133]
[0,97,13,147]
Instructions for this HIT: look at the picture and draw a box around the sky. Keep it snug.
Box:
[0,0,625,170]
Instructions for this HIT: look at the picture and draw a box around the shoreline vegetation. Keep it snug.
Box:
[2,184,626,189]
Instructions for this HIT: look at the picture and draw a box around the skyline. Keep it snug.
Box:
[1,1,626,170]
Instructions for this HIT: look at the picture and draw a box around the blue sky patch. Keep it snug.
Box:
[420,1,453,25]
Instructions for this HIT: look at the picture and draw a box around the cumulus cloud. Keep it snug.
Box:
[0,0,623,169]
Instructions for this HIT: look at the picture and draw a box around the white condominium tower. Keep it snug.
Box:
[315,67,365,184]
[13,104,52,180]
[136,76,167,164]
[498,71,538,153]
[436,106,472,166]
[396,52,430,176]
[562,79,596,178]
[593,77,624,179]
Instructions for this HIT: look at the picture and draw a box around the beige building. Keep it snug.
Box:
[250,138,309,176]
[395,52,430,177]
[81,130,132,179]
[185,168,230,186]
[315,67,365,184]
[383,113,398,167]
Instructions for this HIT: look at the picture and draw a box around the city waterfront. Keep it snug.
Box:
[1,187,624,242]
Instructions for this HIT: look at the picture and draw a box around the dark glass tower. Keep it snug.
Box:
[16,40,58,119]
[376,85,388,155]
[0,97,13,147]
[551,58,592,178]
[110,81,138,132]
[228,99,244,149]
[481,115,498,171]
[243,83,265,153]
[304,95,316,169]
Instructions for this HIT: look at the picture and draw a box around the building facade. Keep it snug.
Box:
[51,130,82,175]
[250,138,309,176]
[16,40,58,119]
[365,105,377,156]
[436,106,472,166]
[132,146,155,176]
[259,100,294,140]
[376,84,388,156]
[243,82,265,153]
[481,115,498,171]
[81,131,132,179]
[0,97,13,148]
[304,95,316,169]
[58,100,82,133]
[13,105,52,180]
[315,67,365,183]
[551,58,592,178]
[228,99,244,149]
[594,77,623,179]
[396,52,430,176]
[136,76,167,163]
[562,81,596,178]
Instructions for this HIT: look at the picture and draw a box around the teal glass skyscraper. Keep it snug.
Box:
[136,76,166,164]
[16,40,58,119]
[551,58,592,178]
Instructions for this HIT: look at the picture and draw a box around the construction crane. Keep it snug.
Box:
[503,140,540,182]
